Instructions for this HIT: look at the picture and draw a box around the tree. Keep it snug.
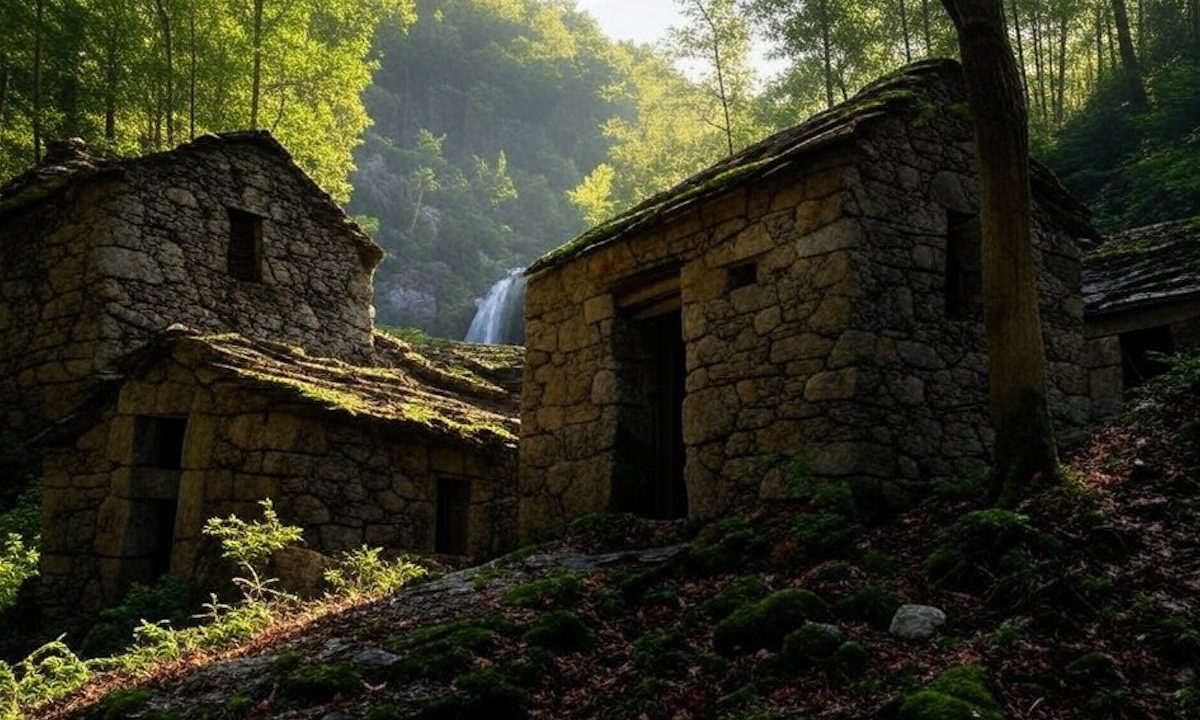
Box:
[939,0,1058,504]
[1110,0,1149,107]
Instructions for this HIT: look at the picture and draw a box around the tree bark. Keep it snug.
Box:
[0,54,9,128]
[691,0,735,157]
[900,0,913,62]
[251,0,264,129]
[154,0,175,146]
[1030,3,1047,120]
[939,0,1058,505]
[820,0,835,109]
[922,0,933,54]
[33,0,43,162]
[1110,0,1148,108]
[1009,0,1030,105]
[1055,14,1068,122]
[189,0,196,140]
[105,27,118,142]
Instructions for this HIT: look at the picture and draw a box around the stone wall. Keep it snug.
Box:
[0,135,380,442]
[519,74,1112,539]
[39,356,516,623]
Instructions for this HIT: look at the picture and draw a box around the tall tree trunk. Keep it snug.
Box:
[1095,5,1105,81]
[922,0,934,53]
[189,0,196,140]
[251,0,264,129]
[939,0,1058,506]
[1110,0,1148,108]
[154,0,175,146]
[1031,3,1048,120]
[1055,14,1068,122]
[691,0,735,157]
[33,0,43,162]
[0,54,9,127]
[820,0,835,108]
[105,27,118,142]
[901,0,913,62]
[1105,7,1118,73]
[1010,0,1030,105]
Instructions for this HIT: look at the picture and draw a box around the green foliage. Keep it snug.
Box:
[202,499,304,602]
[862,549,898,576]
[322,546,427,600]
[387,617,509,681]
[898,666,1004,720]
[1152,614,1200,664]
[95,688,152,720]
[925,509,1061,604]
[780,622,843,664]
[278,663,362,706]
[0,534,38,613]
[834,585,904,630]
[81,577,194,658]
[697,575,769,620]
[988,619,1028,655]
[792,512,859,560]
[931,470,988,501]
[501,572,583,608]
[830,641,870,680]
[686,517,768,576]
[712,589,829,656]
[522,611,593,654]
[632,627,692,677]
[0,639,91,714]
[1179,684,1200,718]
[1065,652,1118,679]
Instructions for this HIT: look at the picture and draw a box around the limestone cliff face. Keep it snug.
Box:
[0,132,382,442]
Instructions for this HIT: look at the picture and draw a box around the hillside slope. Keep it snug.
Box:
[31,359,1200,720]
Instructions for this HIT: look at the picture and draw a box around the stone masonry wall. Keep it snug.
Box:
[520,78,1110,539]
[40,357,516,622]
[0,138,379,441]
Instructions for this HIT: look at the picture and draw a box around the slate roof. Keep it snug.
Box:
[1083,216,1200,318]
[0,131,383,267]
[529,58,1096,275]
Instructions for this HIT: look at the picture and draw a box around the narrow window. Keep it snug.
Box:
[945,211,982,320]
[727,262,758,291]
[227,207,263,282]
[133,416,188,470]
[435,478,471,555]
[1119,325,1174,387]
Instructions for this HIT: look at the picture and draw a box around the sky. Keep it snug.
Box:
[576,0,786,81]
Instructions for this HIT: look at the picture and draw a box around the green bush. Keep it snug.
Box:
[523,611,593,654]
[697,576,768,620]
[712,589,829,656]
[0,533,38,613]
[834,585,903,630]
[632,627,691,677]
[501,572,582,607]
[862,549,898,576]
[323,546,426,599]
[898,665,1004,720]
[278,663,362,706]
[81,577,194,657]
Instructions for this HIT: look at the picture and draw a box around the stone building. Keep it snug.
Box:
[518,59,1111,539]
[39,329,520,619]
[1083,216,1200,387]
[0,133,382,447]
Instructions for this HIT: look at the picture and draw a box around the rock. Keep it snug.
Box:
[889,604,946,640]
[352,647,401,668]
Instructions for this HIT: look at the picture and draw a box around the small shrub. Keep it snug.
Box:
[278,662,362,706]
[202,499,304,602]
[1065,651,1118,680]
[632,627,691,677]
[0,534,38,613]
[81,577,194,657]
[499,648,554,688]
[1178,684,1200,718]
[898,665,1003,720]
[589,587,624,616]
[925,509,1060,604]
[834,585,903,630]
[523,611,593,654]
[453,668,529,719]
[642,582,679,606]
[792,513,858,560]
[365,702,403,720]
[712,589,829,656]
[697,576,768,620]
[502,572,582,607]
[1087,687,1131,714]
[988,619,1028,654]
[323,546,426,599]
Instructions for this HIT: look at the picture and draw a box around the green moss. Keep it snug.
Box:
[223,693,254,717]
[931,469,988,501]
[633,627,692,677]
[387,617,512,681]
[830,641,870,680]
[1066,651,1118,679]
[365,702,404,720]
[780,622,844,665]
[500,571,583,607]
[862,549,898,576]
[834,585,904,630]
[924,509,1059,604]
[1153,614,1200,663]
[697,575,769,620]
[712,589,829,656]
[686,517,768,576]
[792,512,859,560]
[898,666,1004,720]
[277,662,362,706]
[523,610,593,654]
[95,689,152,720]
[416,668,529,720]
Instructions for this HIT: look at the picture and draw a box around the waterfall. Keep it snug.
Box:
[465,268,526,345]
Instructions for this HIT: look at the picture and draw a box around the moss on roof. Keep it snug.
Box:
[527,60,958,275]
[157,330,518,447]
[1083,215,1200,317]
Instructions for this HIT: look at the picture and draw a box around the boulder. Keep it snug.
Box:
[889,604,946,640]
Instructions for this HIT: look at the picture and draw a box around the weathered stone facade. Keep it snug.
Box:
[519,60,1114,539]
[40,331,519,621]
[0,133,382,444]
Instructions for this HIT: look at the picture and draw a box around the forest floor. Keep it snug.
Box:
[33,363,1200,720]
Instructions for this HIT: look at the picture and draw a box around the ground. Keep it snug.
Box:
[21,359,1200,720]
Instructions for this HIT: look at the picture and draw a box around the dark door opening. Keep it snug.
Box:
[612,307,688,520]
[435,478,471,555]
[131,415,188,580]
[1120,325,1175,387]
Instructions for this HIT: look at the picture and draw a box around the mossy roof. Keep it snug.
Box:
[528,58,1096,275]
[1083,216,1200,317]
[0,132,383,268]
[148,329,519,448]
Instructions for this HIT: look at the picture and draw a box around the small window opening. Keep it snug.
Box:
[435,478,471,555]
[227,207,263,282]
[133,416,188,470]
[728,262,758,291]
[945,211,982,320]
[1119,325,1174,388]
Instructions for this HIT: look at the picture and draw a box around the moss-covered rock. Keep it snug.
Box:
[277,663,363,706]
[633,627,693,677]
[780,622,845,664]
[713,589,829,656]
[697,575,769,620]
[898,665,1004,720]
[501,571,583,607]
[834,585,904,630]
[523,610,594,654]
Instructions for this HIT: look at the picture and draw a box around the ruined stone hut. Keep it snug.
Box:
[40,329,521,619]
[0,133,382,447]
[519,59,1117,539]
[1084,216,1200,387]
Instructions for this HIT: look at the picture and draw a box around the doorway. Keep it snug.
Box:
[1119,325,1174,387]
[612,304,688,519]
[435,478,471,555]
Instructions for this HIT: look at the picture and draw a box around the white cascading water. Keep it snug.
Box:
[465,268,526,344]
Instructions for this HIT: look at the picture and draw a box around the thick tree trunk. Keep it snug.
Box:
[251,0,264,129]
[1110,0,1148,108]
[939,0,1058,505]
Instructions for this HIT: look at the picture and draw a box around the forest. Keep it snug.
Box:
[1,0,1196,337]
